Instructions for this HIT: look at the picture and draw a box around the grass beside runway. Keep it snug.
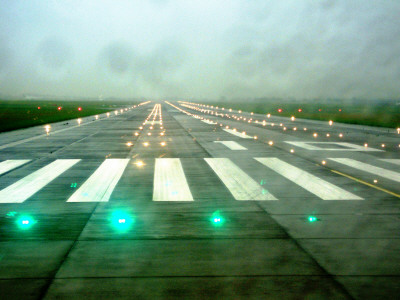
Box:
[0,100,138,133]
[197,100,400,128]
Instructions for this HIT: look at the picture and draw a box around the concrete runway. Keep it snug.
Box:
[0,101,399,299]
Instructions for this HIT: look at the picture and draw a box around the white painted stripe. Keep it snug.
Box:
[204,158,276,200]
[153,158,193,201]
[0,160,31,176]
[285,141,383,152]
[329,158,400,182]
[67,159,129,202]
[201,119,217,125]
[214,141,247,150]
[380,159,400,166]
[255,158,362,200]
[0,159,80,203]
[223,128,253,139]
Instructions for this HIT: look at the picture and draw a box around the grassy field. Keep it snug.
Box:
[201,100,400,129]
[0,100,138,133]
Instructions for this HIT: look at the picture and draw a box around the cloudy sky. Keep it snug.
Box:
[0,0,399,100]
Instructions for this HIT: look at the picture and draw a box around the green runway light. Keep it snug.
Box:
[70,183,77,188]
[16,215,36,229]
[308,216,318,222]
[110,211,134,232]
[210,211,224,226]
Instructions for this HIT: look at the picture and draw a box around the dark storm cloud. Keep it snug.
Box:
[0,0,399,99]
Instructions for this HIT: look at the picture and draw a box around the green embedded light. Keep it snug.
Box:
[16,215,36,229]
[110,211,134,232]
[210,211,224,226]
[308,216,318,222]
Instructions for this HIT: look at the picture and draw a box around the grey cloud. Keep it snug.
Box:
[0,0,399,99]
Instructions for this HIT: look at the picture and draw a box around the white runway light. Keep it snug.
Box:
[0,160,31,176]
[329,158,400,182]
[204,158,277,200]
[255,158,362,200]
[214,141,247,150]
[67,159,129,202]
[0,159,80,203]
[153,158,193,201]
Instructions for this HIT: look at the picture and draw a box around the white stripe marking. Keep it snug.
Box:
[329,158,400,182]
[223,128,253,139]
[380,159,400,166]
[214,141,247,150]
[255,158,362,200]
[204,158,276,200]
[0,160,31,176]
[0,159,80,203]
[153,158,193,201]
[285,141,383,152]
[202,119,217,125]
[67,159,129,202]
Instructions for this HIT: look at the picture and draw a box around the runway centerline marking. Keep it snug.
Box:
[202,119,217,125]
[214,141,247,150]
[0,159,80,203]
[67,159,129,202]
[329,158,400,182]
[0,160,31,176]
[205,158,277,200]
[255,157,362,200]
[285,142,384,152]
[153,158,193,201]
[223,128,253,139]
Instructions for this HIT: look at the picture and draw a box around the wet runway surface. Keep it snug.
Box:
[0,101,399,299]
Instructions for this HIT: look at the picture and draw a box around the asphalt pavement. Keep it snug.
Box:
[0,101,399,299]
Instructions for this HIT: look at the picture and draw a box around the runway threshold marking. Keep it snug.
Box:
[153,158,193,201]
[331,169,400,199]
[379,159,400,166]
[255,158,362,200]
[223,128,253,139]
[204,158,277,200]
[67,159,129,202]
[0,159,80,203]
[329,158,400,183]
[214,141,247,150]
[0,160,31,176]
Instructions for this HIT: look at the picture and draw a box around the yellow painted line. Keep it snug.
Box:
[331,169,400,198]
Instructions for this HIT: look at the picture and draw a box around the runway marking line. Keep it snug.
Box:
[330,169,400,199]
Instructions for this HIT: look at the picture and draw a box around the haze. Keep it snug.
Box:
[1,0,399,100]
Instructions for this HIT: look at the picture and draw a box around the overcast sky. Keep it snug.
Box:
[0,0,399,100]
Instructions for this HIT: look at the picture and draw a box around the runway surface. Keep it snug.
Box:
[0,101,399,299]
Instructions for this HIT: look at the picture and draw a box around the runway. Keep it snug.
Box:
[0,101,399,299]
